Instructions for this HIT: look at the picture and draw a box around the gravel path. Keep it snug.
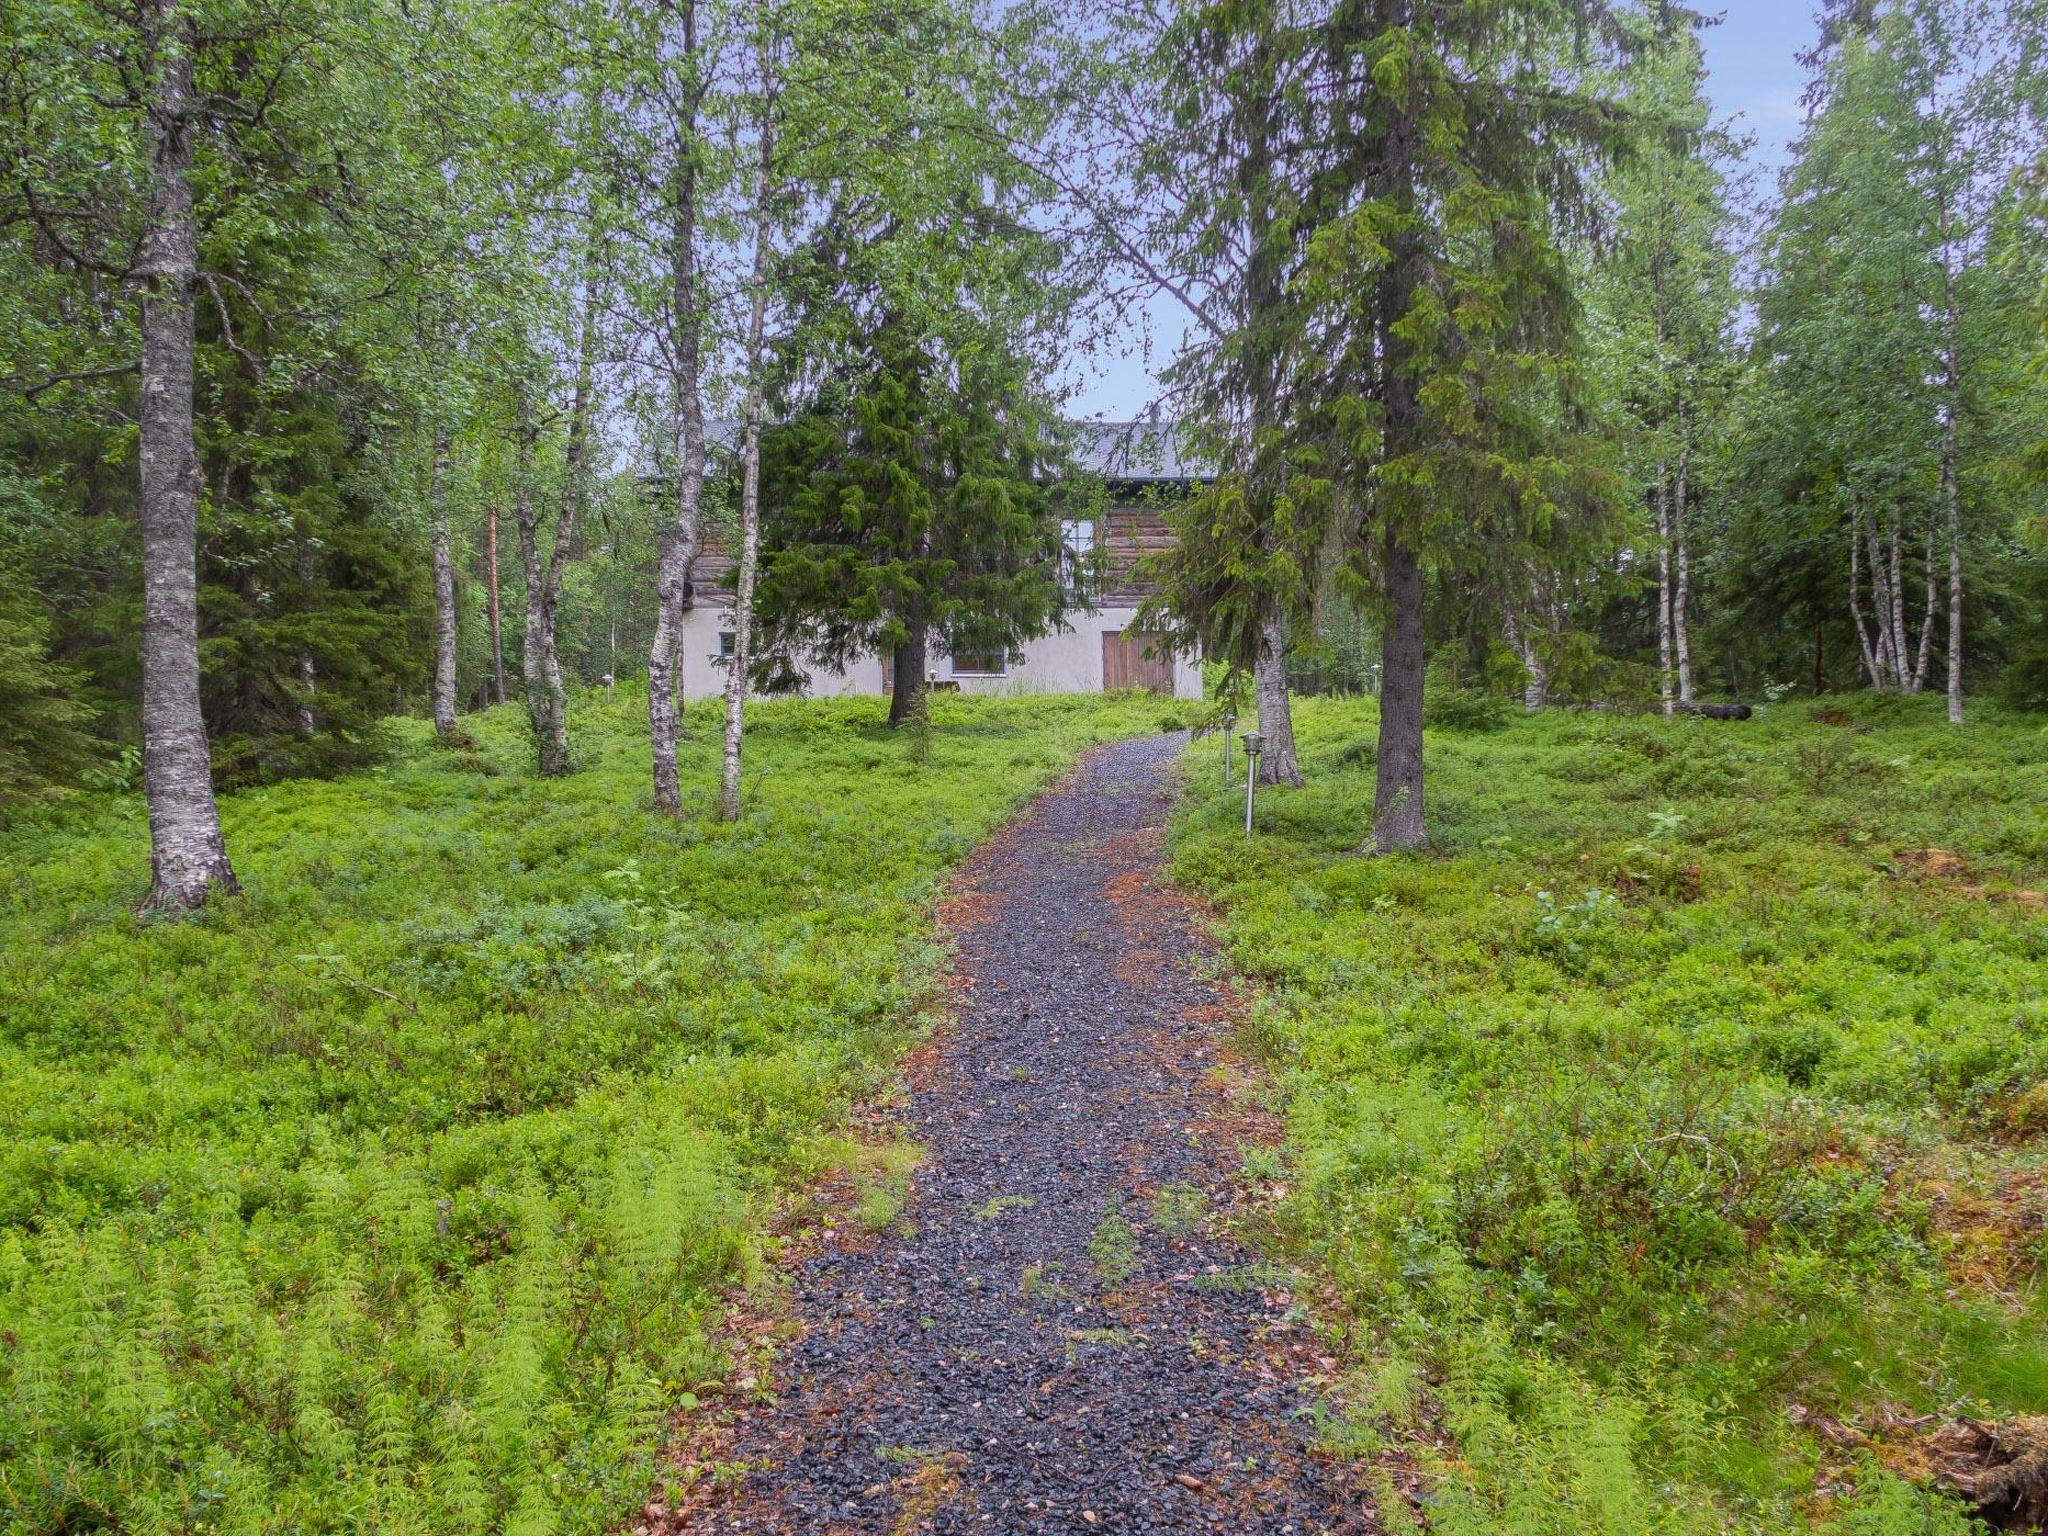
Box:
[676,734,1375,1535]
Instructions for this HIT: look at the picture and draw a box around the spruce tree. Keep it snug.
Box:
[753,322,1068,726]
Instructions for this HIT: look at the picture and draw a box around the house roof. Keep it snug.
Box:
[1064,420,1205,484]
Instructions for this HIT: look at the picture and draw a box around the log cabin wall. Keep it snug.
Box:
[1098,501,1174,604]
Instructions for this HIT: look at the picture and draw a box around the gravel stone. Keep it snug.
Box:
[685,735,1375,1534]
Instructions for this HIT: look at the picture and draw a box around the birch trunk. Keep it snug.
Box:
[429,424,459,735]
[719,63,775,825]
[1866,516,1897,688]
[519,269,599,776]
[1889,515,1911,693]
[649,0,708,813]
[1941,249,1964,725]
[512,387,570,776]
[1252,609,1303,787]
[137,2,237,912]
[1655,465,1673,717]
[1673,439,1693,708]
[485,504,505,704]
[1848,499,1882,688]
[1913,514,1938,693]
[1508,609,1548,711]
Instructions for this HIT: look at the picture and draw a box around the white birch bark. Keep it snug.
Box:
[429,424,458,735]
[1655,463,1673,716]
[649,0,708,813]
[720,49,776,825]
[137,0,237,912]
[1673,435,1693,708]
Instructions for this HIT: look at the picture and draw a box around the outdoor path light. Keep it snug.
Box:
[1241,729,1264,836]
[1221,712,1237,783]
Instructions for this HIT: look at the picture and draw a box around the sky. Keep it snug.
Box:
[1062,2,1825,421]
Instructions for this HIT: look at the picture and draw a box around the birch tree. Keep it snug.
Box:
[719,23,779,824]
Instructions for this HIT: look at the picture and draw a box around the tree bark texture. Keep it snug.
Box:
[649,0,708,813]
[295,538,318,737]
[429,424,458,735]
[889,624,928,727]
[486,504,505,705]
[1673,438,1693,708]
[137,3,237,912]
[512,387,571,776]
[1373,525,1427,852]
[1941,251,1964,725]
[720,71,774,825]
[1656,464,1673,718]
[1252,610,1302,787]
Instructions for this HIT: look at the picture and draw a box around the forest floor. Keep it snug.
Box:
[1169,692,2048,1536]
[0,689,1188,1536]
[663,733,1380,1536]
[3,689,2045,1536]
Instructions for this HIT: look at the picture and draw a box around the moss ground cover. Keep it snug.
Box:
[0,689,1173,1535]
[1170,695,2048,1535]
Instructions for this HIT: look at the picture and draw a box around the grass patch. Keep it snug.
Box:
[0,687,1158,1534]
[1170,694,2048,1533]
[1086,1198,1140,1283]
[971,1194,1035,1221]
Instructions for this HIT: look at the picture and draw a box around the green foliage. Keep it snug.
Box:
[0,563,93,809]
[1172,695,2048,1531]
[753,320,1072,703]
[0,690,1155,1533]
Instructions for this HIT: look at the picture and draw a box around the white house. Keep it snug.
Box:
[669,421,1204,703]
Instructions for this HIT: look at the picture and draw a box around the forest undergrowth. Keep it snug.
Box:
[0,690,1179,1534]
[1172,695,2048,1535]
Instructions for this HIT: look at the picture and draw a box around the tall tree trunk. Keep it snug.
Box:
[1373,525,1427,852]
[1866,515,1897,688]
[1370,51,1427,854]
[1888,514,1911,693]
[1913,512,1938,692]
[1848,499,1882,689]
[1941,249,1964,725]
[649,0,708,813]
[1235,28,1302,794]
[428,424,459,735]
[1655,465,1673,717]
[137,4,237,913]
[1508,606,1548,711]
[512,387,570,775]
[485,504,505,704]
[1673,437,1693,708]
[720,57,775,825]
[1252,610,1303,786]
[518,262,601,778]
[889,620,928,727]
[295,538,318,737]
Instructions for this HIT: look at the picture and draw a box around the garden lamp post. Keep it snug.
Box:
[1220,712,1237,783]
[1241,729,1264,836]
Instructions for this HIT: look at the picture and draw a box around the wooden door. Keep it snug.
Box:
[1102,630,1172,693]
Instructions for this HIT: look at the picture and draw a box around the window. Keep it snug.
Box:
[1060,517,1096,596]
[714,630,736,662]
[951,648,1006,677]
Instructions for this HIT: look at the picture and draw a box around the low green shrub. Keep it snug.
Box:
[0,688,1154,1534]
[1172,693,2048,1533]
